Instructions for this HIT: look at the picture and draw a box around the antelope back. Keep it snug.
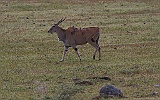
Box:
[76,27,99,42]
[65,27,99,45]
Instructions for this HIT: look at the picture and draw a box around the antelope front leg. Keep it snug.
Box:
[73,47,81,61]
[60,46,69,62]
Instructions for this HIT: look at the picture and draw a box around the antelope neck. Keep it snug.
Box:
[56,26,66,42]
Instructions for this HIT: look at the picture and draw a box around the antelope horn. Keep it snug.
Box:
[56,17,66,25]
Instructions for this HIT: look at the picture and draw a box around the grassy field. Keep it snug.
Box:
[0,0,160,99]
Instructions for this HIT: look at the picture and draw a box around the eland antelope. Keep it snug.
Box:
[48,17,101,62]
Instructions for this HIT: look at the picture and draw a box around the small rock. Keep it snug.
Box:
[92,95,102,100]
[75,80,93,85]
[127,31,132,33]
[99,77,111,81]
[152,92,158,95]
[72,78,80,82]
[154,84,160,87]
[100,85,123,98]
[87,76,111,81]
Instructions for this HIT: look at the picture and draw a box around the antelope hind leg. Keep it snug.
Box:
[93,47,101,60]
[93,49,97,60]
[89,42,101,60]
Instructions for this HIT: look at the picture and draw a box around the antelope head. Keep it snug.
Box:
[48,17,66,34]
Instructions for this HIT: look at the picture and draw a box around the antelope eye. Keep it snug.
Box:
[52,26,55,29]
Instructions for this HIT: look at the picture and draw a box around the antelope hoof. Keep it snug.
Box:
[60,59,64,62]
[93,55,95,60]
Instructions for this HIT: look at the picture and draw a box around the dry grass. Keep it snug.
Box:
[0,0,160,100]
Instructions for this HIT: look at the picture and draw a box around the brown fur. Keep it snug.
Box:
[48,18,101,61]
[66,27,100,45]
